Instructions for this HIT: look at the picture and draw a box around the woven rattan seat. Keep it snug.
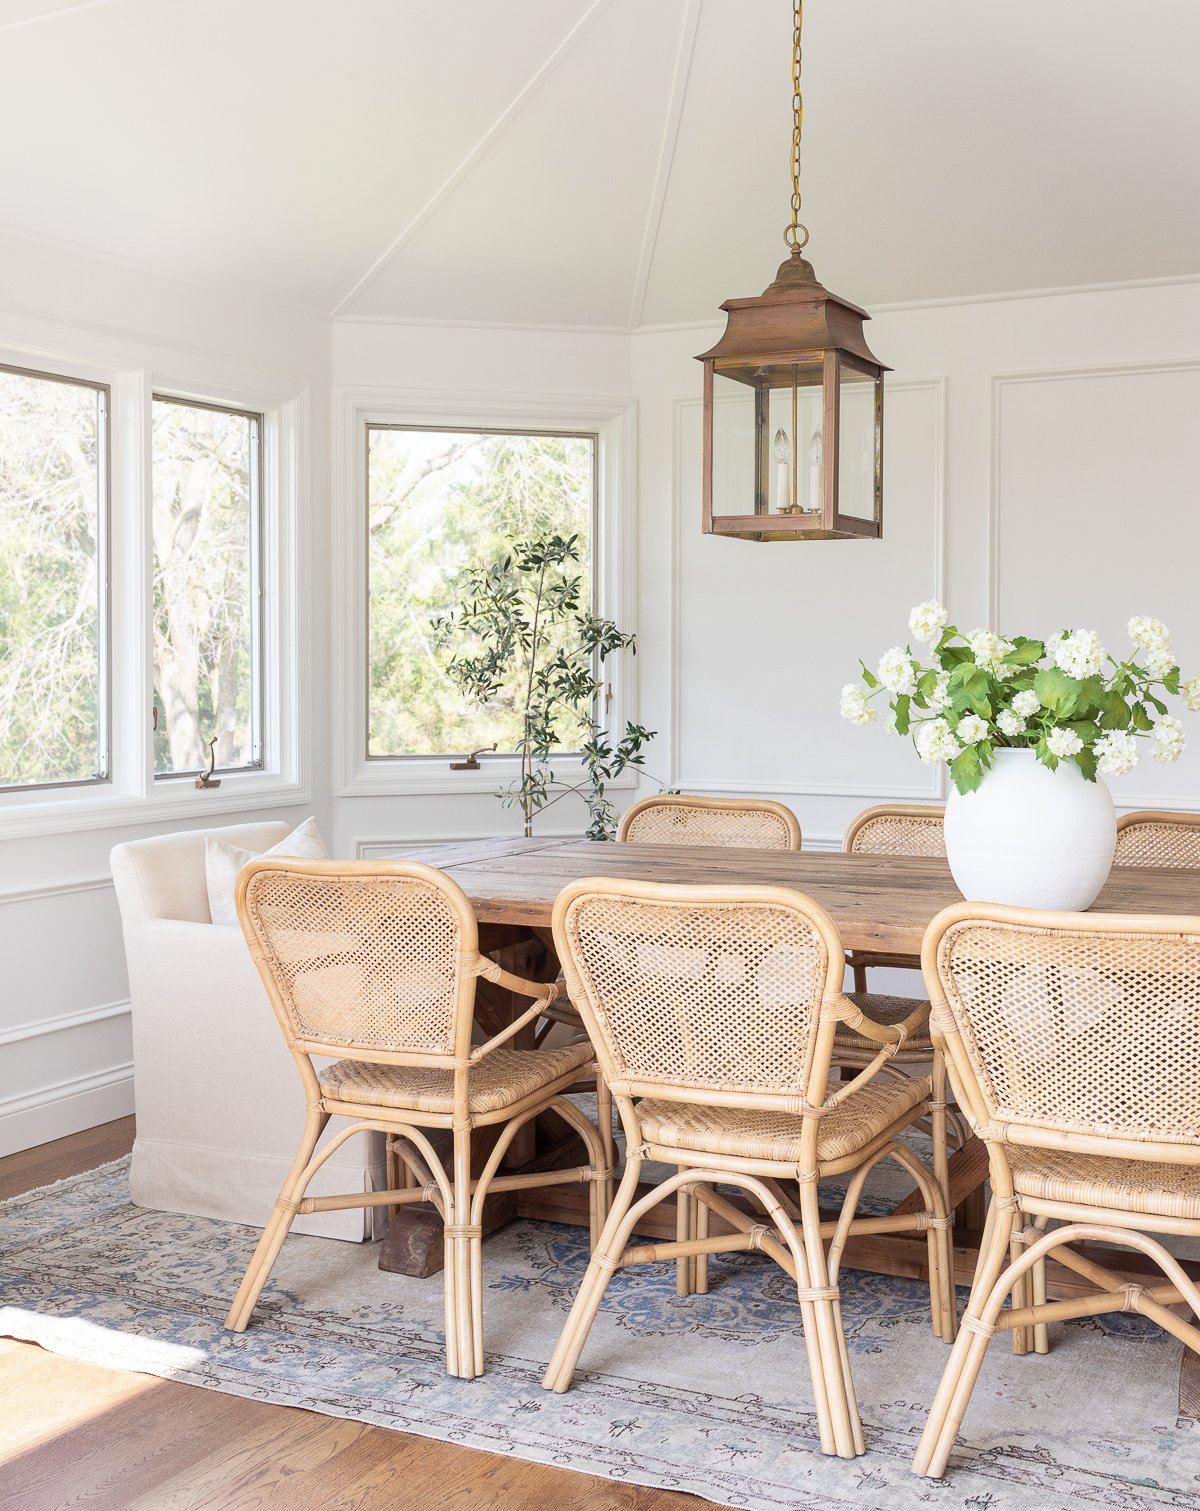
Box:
[835,992,933,1054]
[638,1077,930,1166]
[617,793,801,850]
[913,903,1200,1481]
[543,877,955,1461]
[224,859,610,1382]
[1008,1149,1200,1221]
[844,805,946,858]
[320,1040,594,1115]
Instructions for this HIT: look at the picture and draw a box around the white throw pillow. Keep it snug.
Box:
[205,817,329,926]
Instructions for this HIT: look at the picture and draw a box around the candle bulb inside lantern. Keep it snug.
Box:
[809,427,822,511]
[774,427,791,511]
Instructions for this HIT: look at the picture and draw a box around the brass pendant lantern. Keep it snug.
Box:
[697,0,888,541]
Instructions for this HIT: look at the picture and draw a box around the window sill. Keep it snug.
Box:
[338,755,639,800]
[0,772,311,840]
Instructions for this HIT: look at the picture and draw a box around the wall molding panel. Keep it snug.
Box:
[0,874,113,907]
[989,357,1200,812]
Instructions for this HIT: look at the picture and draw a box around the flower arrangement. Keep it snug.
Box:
[841,602,1199,795]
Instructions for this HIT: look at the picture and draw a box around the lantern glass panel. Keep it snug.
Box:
[710,370,759,517]
[837,363,880,524]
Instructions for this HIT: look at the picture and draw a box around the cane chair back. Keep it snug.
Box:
[844,804,946,858]
[554,879,842,1104]
[925,904,1200,1154]
[237,859,478,1062]
[1115,811,1200,870]
[617,794,801,851]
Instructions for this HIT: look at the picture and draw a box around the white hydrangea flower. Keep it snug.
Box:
[1151,715,1186,764]
[956,713,989,745]
[1046,727,1084,759]
[1145,644,1176,678]
[1052,629,1106,680]
[1012,689,1041,720]
[928,671,951,713]
[996,709,1024,738]
[1094,729,1139,776]
[839,683,876,726]
[915,718,962,765]
[1184,675,1200,713]
[876,646,918,696]
[1128,616,1171,654]
[966,629,1013,674]
[908,599,948,645]
[884,710,898,734]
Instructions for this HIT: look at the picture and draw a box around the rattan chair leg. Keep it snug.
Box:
[1030,1216,1050,1355]
[446,1127,482,1380]
[543,1160,644,1393]
[913,1196,1013,1478]
[797,1177,862,1459]
[595,1072,615,1215]
[695,1186,710,1295]
[225,1108,329,1332]
[1009,1219,1032,1356]
[676,1186,694,1296]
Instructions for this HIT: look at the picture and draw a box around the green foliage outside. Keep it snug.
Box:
[0,370,101,787]
[367,429,594,756]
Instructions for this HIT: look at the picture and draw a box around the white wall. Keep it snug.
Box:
[0,229,331,1155]
[6,255,1200,1156]
[632,279,1200,851]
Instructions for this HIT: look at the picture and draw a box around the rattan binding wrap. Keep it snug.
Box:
[1114,810,1200,869]
[544,877,955,1461]
[617,793,801,850]
[914,901,1200,1481]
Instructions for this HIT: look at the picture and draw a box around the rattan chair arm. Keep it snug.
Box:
[469,958,569,1061]
[830,992,929,1045]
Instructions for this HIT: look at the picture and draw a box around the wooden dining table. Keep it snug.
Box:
[378,834,1200,1300]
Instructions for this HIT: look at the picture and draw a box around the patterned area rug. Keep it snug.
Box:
[1,1159,1198,1510]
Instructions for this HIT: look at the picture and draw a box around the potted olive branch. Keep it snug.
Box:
[431,533,663,840]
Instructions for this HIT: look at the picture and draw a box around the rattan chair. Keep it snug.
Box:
[838,804,965,1209]
[617,793,802,850]
[1115,810,1200,869]
[543,878,955,1460]
[224,859,611,1380]
[913,903,1200,1479]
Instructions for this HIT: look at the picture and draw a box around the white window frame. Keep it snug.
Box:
[335,387,637,798]
[0,313,309,839]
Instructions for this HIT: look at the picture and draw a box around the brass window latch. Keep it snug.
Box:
[196,736,222,789]
[450,744,497,771]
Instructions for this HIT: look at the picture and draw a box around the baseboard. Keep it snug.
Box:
[0,1063,134,1159]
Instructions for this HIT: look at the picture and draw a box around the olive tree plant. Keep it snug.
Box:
[432,533,659,839]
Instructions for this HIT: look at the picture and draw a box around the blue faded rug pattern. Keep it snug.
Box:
[1,1159,1198,1510]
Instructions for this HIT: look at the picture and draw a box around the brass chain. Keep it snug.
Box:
[784,0,809,251]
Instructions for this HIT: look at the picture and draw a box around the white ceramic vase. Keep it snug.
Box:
[943,747,1116,911]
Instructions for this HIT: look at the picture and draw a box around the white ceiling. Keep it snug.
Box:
[1,0,1198,327]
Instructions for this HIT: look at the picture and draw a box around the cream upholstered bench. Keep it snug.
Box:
[110,821,386,1240]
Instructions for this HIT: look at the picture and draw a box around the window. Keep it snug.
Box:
[366,425,596,758]
[0,364,108,791]
[152,396,263,777]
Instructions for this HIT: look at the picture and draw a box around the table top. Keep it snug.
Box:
[388,836,1200,956]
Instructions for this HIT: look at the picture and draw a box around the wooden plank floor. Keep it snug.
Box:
[0,1119,707,1511]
